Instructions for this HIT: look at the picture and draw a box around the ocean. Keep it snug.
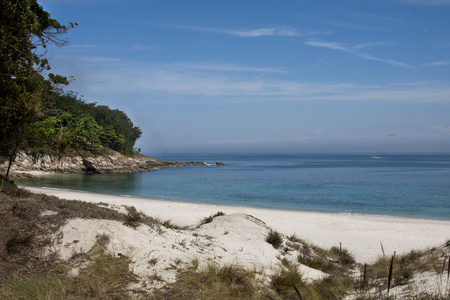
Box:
[20,154,450,220]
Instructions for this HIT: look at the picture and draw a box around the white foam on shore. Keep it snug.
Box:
[22,186,450,263]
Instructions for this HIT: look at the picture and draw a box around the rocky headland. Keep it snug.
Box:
[1,151,209,178]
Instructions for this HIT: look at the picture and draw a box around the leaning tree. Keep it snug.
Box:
[0,0,75,178]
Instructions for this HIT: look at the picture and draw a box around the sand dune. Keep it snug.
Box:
[24,186,450,264]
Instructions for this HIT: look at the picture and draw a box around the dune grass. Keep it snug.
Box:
[1,181,449,299]
[0,235,136,300]
[151,263,266,300]
[266,229,284,249]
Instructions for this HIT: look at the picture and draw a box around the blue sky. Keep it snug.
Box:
[40,0,450,153]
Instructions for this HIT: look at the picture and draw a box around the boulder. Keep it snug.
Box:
[83,159,98,173]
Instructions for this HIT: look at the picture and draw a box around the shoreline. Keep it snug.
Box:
[25,184,450,222]
[22,186,450,264]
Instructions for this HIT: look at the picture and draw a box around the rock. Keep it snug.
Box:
[83,159,98,173]
[1,150,207,175]
[216,161,226,166]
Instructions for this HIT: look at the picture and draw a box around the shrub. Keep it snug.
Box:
[123,206,141,228]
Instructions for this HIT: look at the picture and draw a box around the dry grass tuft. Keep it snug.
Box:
[1,235,137,300]
[367,248,441,289]
[270,264,304,298]
[152,263,266,299]
[267,229,283,249]
[123,206,142,228]
[200,211,226,226]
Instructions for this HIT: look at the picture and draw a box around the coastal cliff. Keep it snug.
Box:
[1,151,206,177]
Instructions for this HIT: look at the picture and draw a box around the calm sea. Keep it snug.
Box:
[21,154,450,220]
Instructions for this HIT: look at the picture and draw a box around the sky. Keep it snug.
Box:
[39,0,450,154]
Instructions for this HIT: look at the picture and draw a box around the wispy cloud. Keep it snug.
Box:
[154,24,305,38]
[132,43,157,51]
[355,52,412,68]
[423,59,450,66]
[430,125,450,133]
[304,40,413,68]
[56,55,450,104]
[228,26,299,37]
[166,62,288,74]
[305,41,347,51]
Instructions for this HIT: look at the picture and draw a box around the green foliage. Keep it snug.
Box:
[45,92,142,154]
[0,0,141,171]
[0,0,73,177]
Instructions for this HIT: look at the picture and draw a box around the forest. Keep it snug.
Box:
[0,0,141,177]
[37,91,142,155]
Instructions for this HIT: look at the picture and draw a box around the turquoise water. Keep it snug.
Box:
[21,154,450,220]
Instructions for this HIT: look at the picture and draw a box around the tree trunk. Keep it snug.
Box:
[5,141,20,179]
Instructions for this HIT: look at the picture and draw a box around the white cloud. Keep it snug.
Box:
[229,26,299,37]
[56,55,450,104]
[355,52,412,68]
[305,39,413,68]
[304,41,347,51]
[430,125,450,133]
[352,42,388,50]
[166,62,288,74]
[423,60,450,66]
[155,24,302,38]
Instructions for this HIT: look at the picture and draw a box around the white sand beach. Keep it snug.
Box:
[24,186,450,264]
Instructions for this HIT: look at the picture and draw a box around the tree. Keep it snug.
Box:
[0,0,75,178]
[47,93,142,153]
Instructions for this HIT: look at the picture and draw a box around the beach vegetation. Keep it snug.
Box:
[123,205,142,228]
[199,211,226,226]
[270,264,304,297]
[162,219,174,228]
[287,233,302,243]
[190,258,200,271]
[297,242,356,275]
[1,182,449,299]
[363,247,442,291]
[0,235,136,300]
[267,229,284,249]
[151,263,265,299]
